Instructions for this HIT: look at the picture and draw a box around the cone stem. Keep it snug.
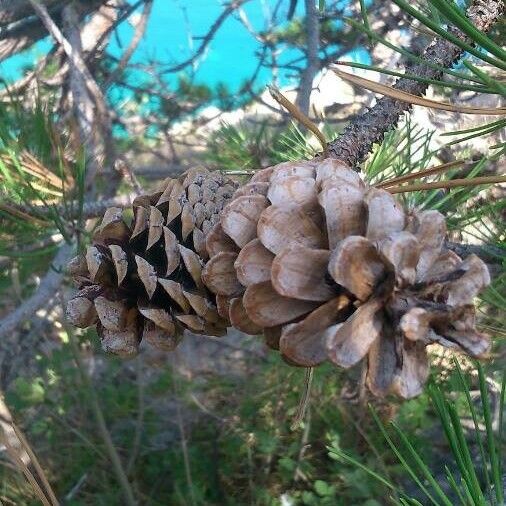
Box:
[387,174,506,194]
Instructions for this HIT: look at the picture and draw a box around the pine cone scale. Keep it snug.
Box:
[279,294,352,367]
[271,247,336,301]
[243,281,319,327]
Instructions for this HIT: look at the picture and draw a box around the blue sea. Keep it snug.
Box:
[1,0,369,98]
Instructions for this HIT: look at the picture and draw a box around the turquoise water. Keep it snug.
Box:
[111,0,303,90]
[1,0,369,96]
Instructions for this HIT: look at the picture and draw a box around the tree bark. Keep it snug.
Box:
[295,0,320,117]
[326,0,504,169]
[62,3,108,188]
[0,0,61,27]
[0,243,73,340]
[0,0,107,61]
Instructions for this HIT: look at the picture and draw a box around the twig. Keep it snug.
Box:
[70,193,136,219]
[86,0,148,62]
[27,0,109,121]
[1,193,136,222]
[104,0,153,88]
[295,0,320,117]
[291,367,314,431]
[126,360,145,474]
[222,170,255,176]
[326,0,504,168]
[114,160,143,195]
[189,393,227,423]
[172,353,196,506]
[292,405,311,483]
[61,3,105,186]
[29,0,116,186]
[0,46,59,99]
[162,0,249,74]
[0,0,105,62]
[0,243,73,339]
[64,473,88,502]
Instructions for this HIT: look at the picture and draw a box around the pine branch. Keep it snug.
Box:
[104,0,154,89]
[78,193,137,219]
[29,0,118,188]
[326,0,504,168]
[62,3,104,184]
[0,243,74,340]
[445,240,505,265]
[0,0,107,61]
[0,193,136,222]
[161,0,249,74]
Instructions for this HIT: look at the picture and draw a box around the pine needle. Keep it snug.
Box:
[268,85,328,155]
[387,174,506,194]
[331,66,506,115]
[377,160,465,188]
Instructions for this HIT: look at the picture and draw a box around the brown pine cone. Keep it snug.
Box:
[66,168,237,357]
[202,159,491,398]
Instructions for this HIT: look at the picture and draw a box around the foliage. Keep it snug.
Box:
[0,98,86,247]
[3,329,504,505]
[0,333,401,504]
[352,0,506,153]
[330,361,505,506]
[203,120,341,170]
[0,0,504,504]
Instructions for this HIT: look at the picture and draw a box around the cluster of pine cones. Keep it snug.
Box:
[66,160,491,398]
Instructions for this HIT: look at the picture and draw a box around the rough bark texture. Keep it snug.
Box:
[326,0,504,169]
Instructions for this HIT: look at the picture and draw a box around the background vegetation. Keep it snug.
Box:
[0,0,504,504]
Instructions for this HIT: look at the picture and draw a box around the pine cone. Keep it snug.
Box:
[202,159,491,398]
[66,168,237,357]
